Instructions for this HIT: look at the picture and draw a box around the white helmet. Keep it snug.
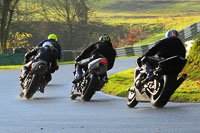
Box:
[43,41,54,51]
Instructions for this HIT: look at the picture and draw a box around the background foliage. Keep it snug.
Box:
[1,0,200,53]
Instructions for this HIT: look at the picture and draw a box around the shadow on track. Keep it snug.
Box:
[71,98,117,103]
[129,103,200,112]
[19,96,66,102]
[46,84,65,87]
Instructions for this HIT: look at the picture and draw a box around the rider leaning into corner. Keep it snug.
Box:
[137,29,187,90]
[37,34,62,61]
[73,34,116,91]
[143,29,186,59]
[20,34,60,93]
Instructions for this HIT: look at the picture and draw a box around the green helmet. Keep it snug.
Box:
[48,34,57,41]
[99,34,111,42]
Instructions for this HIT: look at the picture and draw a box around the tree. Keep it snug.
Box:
[0,0,19,53]
[7,32,33,51]
[40,0,89,49]
[16,0,41,22]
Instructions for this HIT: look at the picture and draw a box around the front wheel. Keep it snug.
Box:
[81,74,98,101]
[150,75,172,108]
[127,85,138,108]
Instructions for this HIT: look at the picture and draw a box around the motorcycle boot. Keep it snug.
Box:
[72,83,80,95]
[72,67,82,93]
[39,80,46,93]
[75,67,83,79]
[39,74,51,93]
[72,66,83,84]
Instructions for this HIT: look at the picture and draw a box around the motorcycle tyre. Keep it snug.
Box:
[81,74,97,101]
[150,75,172,108]
[24,75,39,99]
[126,68,140,108]
[127,86,138,108]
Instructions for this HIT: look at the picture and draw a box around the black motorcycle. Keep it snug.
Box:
[127,56,187,108]
[20,60,49,99]
[70,58,108,101]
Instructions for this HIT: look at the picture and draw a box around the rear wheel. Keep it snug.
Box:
[150,75,172,108]
[81,74,98,101]
[24,75,39,99]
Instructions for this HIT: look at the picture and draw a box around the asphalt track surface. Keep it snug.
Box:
[0,58,200,133]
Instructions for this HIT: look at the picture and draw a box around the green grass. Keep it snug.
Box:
[171,80,200,102]
[0,65,23,70]
[94,0,200,15]
[133,33,164,46]
[58,61,75,65]
[103,68,135,97]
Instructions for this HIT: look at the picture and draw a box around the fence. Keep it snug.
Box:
[0,53,25,66]
[62,50,81,61]
[1,21,200,65]
[0,53,66,66]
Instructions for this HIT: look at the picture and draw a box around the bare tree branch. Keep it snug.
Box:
[0,0,19,53]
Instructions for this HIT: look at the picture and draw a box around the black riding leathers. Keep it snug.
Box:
[76,41,116,71]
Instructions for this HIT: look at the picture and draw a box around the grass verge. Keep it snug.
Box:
[0,61,75,70]
[0,65,23,70]
[103,68,135,97]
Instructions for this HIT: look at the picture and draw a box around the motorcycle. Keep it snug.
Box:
[20,60,49,99]
[70,57,108,101]
[127,55,187,108]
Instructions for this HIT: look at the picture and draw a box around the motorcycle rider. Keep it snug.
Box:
[73,34,116,90]
[20,42,59,93]
[136,29,187,90]
[37,34,61,60]
[143,29,186,59]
